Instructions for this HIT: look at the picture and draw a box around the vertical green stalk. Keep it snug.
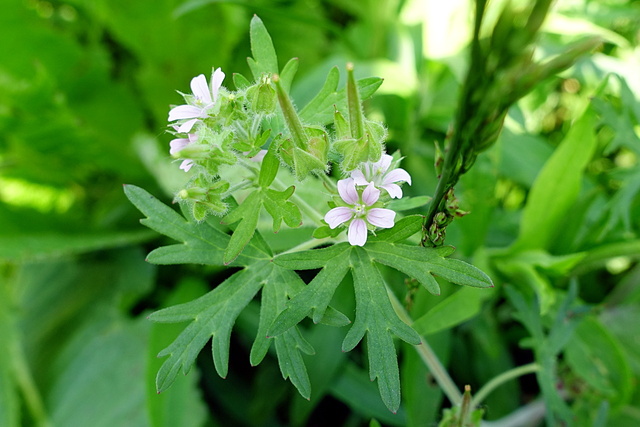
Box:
[346,63,365,140]
[272,74,307,148]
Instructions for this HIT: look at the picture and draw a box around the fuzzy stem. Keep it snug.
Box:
[387,285,463,405]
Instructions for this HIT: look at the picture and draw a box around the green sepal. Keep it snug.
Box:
[247,79,277,114]
[333,107,350,140]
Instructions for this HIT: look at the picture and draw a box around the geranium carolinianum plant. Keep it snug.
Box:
[124,14,494,416]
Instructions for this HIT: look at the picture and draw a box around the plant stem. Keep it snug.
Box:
[386,285,463,405]
[471,363,540,408]
[12,341,52,427]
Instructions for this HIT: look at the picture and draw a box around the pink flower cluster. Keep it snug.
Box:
[324,155,411,246]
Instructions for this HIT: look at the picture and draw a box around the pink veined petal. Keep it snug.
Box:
[180,159,194,172]
[337,178,359,205]
[381,183,403,199]
[169,138,189,155]
[324,207,354,229]
[375,154,393,174]
[361,183,380,206]
[350,169,370,186]
[187,133,199,143]
[190,74,213,104]
[348,219,368,246]
[384,167,412,185]
[367,208,396,228]
[177,118,199,133]
[169,105,202,121]
[210,67,225,101]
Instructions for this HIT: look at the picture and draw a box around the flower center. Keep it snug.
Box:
[352,203,366,217]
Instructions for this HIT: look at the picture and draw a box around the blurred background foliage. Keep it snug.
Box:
[1,0,639,426]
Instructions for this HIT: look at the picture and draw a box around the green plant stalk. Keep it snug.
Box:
[12,340,52,427]
[471,363,540,408]
[387,285,463,405]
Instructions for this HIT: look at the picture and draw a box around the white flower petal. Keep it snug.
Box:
[180,159,194,172]
[169,138,189,155]
[350,169,370,186]
[367,208,396,228]
[191,74,212,104]
[362,183,380,206]
[324,207,353,229]
[382,183,403,199]
[168,105,202,121]
[177,118,199,133]
[384,167,412,185]
[337,178,359,205]
[348,218,368,246]
[376,154,393,173]
[210,67,225,101]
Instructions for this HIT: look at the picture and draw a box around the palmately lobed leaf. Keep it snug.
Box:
[124,185,270,267]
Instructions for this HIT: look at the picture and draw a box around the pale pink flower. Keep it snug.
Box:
[168,68,225,133]
[351,154,412,199]
[324,178,396,246]
[169,133,198,172]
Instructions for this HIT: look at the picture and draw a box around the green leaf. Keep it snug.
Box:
[222,191,264,265]
[258,143,280,188]
[149,261,270,391]
[248,264,315,399]
[386,196,431,212]
[269,246,352,335]
[368,215,424,243]
[124,185,269,266]
[279,57,299,93]
[299,70,384,126]
[329,362,407,425]
[233,72,251,90]
[565,316,633,408]
[0,285,18,427]
[0,230,154,262]
[514,105,597,250]
[412,287,494,336]
[343,247,421,413]
[262,187,302,233]
[274,242,352,270]
[365,242,494,295]
[247,15,278,79]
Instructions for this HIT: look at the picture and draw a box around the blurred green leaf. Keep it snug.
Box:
[514,106,597,250]
[565,316,633,409]
[413,287,494,336]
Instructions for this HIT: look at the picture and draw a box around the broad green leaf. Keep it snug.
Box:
[329,362,407,426]
[247,15,278,79]
[343,247,421,413]
[601,305,640,375]
[274,242,352,270]
[0,282,18,427]
[565,316,633,409]
[514,106,597,250]
[124,185,269,266]
[48,317,149,427]
[0,230,154,262]
[365,242,494,295]
[233,72,251,89]
[279,57,299,93]
[149,262,270,390]
[412,287,494,336]
[274,327,314,400]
